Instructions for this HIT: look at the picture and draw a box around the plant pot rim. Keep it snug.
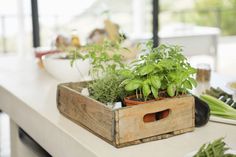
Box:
[124,93,188,106]
[124,95,155,105]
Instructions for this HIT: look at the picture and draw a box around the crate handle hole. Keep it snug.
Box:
[143,109,170,123]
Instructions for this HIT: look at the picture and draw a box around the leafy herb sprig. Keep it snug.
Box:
[194,137,236,157]
[68,39,127,79]
[67,39,129,105]
[88,74,125,104]
[119,41,197,101]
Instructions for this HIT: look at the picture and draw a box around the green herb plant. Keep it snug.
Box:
[68,39,128,105]
[120,41,197,101]
[68,38,127,79]
[88,74,125,105]
[194,137,236,157]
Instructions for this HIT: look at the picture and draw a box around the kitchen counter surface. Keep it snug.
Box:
[0,56,235,157]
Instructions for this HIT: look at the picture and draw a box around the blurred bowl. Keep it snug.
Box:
[35,49,61,59]
[35,48,62,69]
[42,53,91,82]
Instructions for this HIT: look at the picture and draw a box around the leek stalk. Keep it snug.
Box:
[200,94,236,120]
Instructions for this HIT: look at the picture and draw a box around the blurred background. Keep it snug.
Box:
[0,0,235,74]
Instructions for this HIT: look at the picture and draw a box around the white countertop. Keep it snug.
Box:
[0,56,235,157]
[159,24,220,38]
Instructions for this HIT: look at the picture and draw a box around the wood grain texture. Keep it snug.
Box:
[116,95,195,144]
[116,127,194,148]
[57,82,195,148]
[57,83,114,142]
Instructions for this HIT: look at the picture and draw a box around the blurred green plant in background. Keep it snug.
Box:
[195,0,236,35]
[172,0,236,35]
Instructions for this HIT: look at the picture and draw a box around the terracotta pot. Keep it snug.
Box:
[124,95,155,106]
[155,96,169,119]
[124,95,170,122]
[161,110,169,118]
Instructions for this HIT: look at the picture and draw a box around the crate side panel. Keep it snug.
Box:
[57,85,114,141]
[117,96,194,144]
[116,127,194,148]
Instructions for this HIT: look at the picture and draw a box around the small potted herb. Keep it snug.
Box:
[69,39,130,107]
[69,39,130,78]
[119,41,197,122]
[88,73,126,107]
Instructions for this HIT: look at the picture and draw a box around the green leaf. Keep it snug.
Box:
[119,79,131,87]
[150,76,161,89]
[167,84,176,97]
[158,59,175,70]
[143,83,151,100]
[168,72,178,80]
[183,80,193,90]
[119,69,133,78]
[125,79,142,91]
[188,67,197,74]
[151,86,158,99]
[188,77,197,87]
[139,64,155,76]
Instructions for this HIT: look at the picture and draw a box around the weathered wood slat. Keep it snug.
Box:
[57,84,113,141]
[116,127,194,148]
[116,95,194,144]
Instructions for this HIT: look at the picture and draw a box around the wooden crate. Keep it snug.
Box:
[57,82,195,148]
